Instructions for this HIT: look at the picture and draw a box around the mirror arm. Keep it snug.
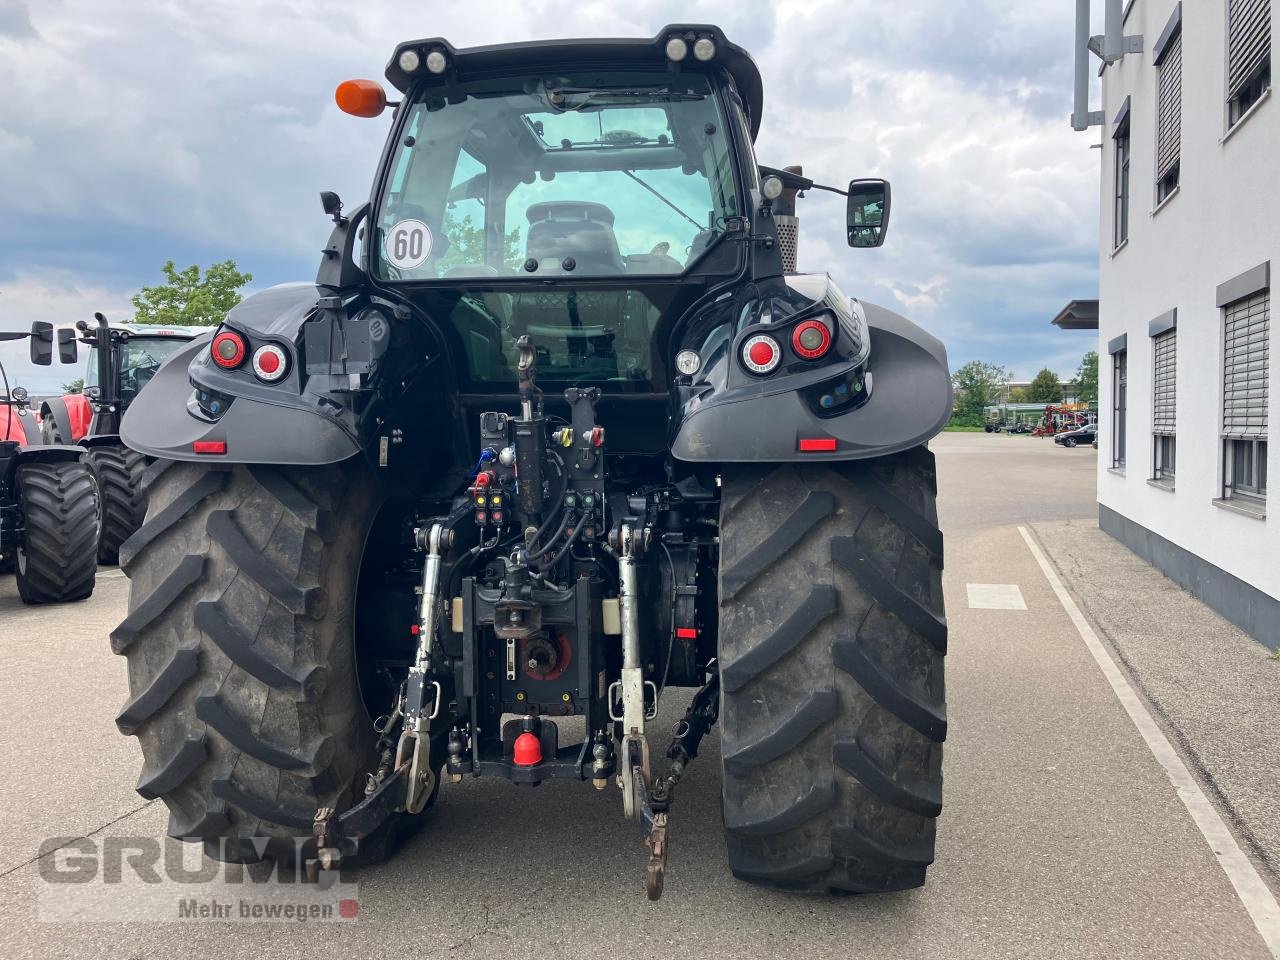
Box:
[807,182,848,198]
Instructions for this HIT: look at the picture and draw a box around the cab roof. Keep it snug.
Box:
[384,24,764,141]
[111,322,206,339]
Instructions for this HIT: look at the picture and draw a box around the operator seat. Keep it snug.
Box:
[524,201,625,275]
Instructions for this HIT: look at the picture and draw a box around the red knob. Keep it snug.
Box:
[513,731,542,766]
[475,471,493,487]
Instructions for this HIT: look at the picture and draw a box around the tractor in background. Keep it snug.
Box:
[0,323,98,602]
[40,314,205,563]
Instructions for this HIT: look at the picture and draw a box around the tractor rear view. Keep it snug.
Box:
[40,314,203,563]
[114,25,952,898]
[0,325,98,603]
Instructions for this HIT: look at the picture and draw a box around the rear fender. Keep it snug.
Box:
[2,443,86,488]
[671,299,952,462]
[40,394,92,443]
[120,285,363,465]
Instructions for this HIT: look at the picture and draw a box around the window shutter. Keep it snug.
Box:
[1228,0,1272,98]
[1153,329,1177,435]
[1156,34,1182,182]
[1223,291,1270,439]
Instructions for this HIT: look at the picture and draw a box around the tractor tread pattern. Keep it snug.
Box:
[14,460,98,604]
[723,777,837,836]
[193,601,312,693]
[115,646,200,735]
[719,490,834,601]
[721,584,838,693]
[136,734,208,800]
[831,536,948,653]
[87,444,149,565]
[114,460,384,858]
[119,468,228,572]
[195,695,314,771]
[722,689,839,774]
[206,509,321,615]
[210,778,315,831]
[719,452,946,894]
[109,555,204,653]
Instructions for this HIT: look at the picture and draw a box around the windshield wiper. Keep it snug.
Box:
[621,170,702,230]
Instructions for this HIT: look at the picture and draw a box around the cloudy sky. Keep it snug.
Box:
[0,0,1102,392]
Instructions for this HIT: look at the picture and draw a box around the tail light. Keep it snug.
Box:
[792,319,832,360]
[741,334,781,374]
[211,330,246,368]
[251,344,289,382]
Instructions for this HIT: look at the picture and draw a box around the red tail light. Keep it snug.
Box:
[792,319,832,360]
[741,334,781,374]
[193,440,227,455]
[211,330,246,369]
[251,343,288,382]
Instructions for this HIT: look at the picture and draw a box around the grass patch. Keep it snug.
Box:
[944,425,986,432]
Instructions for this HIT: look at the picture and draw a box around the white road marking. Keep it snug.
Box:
[966,583,1027,610]
[1018,525,1280,959]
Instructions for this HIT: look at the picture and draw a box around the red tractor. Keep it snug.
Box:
[39,314,204,564]
[0,323,98,603]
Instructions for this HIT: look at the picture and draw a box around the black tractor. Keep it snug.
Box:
[0,324,99,603]
[40,314,204,564]
[115,25,952,898]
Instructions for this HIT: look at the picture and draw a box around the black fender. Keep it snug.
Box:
[671,300,952,462]
[39,397,75,444]
[120,290,364,465]
[2,443,87,488]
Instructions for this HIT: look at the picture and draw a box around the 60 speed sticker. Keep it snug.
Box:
[385,219,432,269]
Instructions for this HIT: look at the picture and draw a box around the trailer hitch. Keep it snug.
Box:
[631,668,720,900]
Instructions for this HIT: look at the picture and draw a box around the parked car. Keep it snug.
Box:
[1054,424,1097,448]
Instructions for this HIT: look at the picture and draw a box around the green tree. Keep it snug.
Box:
[1026,367,1063,403]
[1007,386,1030,403]
[1071,350,1099,403]
[61,377,84,394]
[950,360,1011,425]
[131,260,252,326]
[437,211,523,274]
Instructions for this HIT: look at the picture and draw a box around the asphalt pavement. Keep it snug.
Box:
[1,431,1276,959]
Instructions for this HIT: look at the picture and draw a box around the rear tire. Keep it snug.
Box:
[41,417,62,444]
[113,457,408,863]
[14,460,98,604]
[717,448,946,894]
[86,444,148,565]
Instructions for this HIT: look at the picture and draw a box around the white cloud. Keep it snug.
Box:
[0,0,1102,380]
[0,270,133,393]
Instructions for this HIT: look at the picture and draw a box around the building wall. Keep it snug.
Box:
[1097,0,1278,602]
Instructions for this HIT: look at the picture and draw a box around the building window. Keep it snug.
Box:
[1154,12,1182,201]
[1152,327,1177,481]
[1227,0,1272,127]
[1222,288,1269,505]
[1114,116,1131,247]
[1113,349,1128,468]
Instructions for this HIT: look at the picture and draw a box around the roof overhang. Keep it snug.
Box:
[1051,299,1099,330]
[384,24,764,141]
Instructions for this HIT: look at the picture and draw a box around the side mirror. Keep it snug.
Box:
[58,328,79,364]
[847,179,891,248]
[30,321,53,365]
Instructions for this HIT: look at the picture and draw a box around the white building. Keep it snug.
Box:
[1073,0,1277,646]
